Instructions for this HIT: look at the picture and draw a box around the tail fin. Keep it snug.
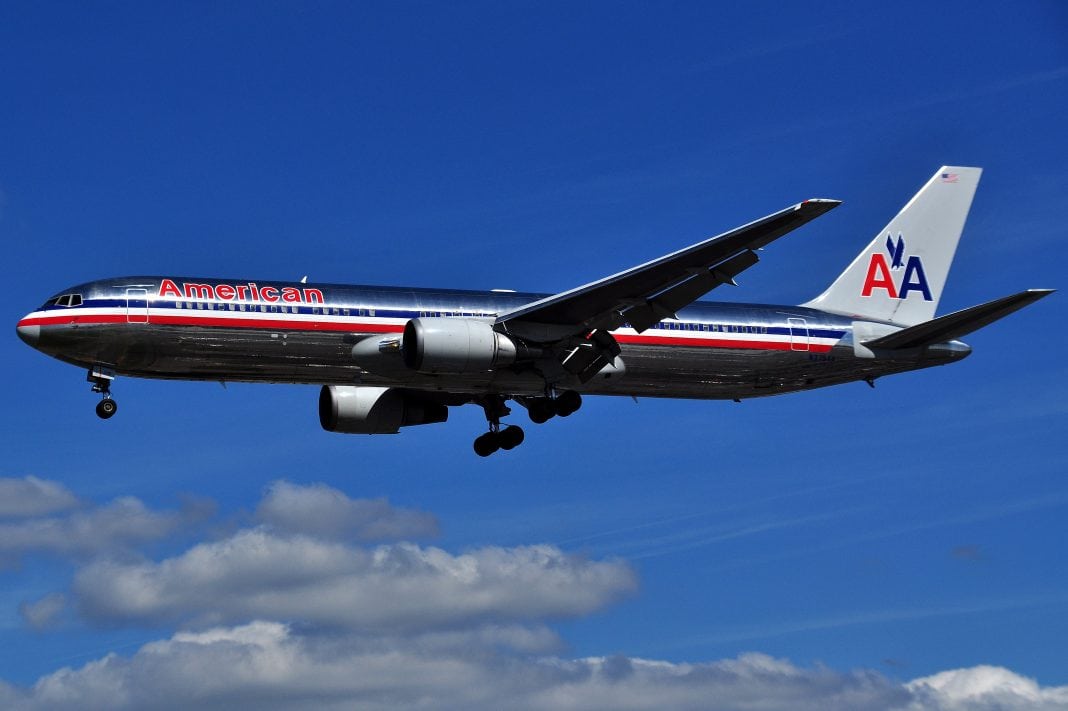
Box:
[804,166,982,325]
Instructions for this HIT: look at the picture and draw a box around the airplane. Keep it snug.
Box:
[15,166,1053,456]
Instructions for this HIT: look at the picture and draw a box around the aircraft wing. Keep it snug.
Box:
[496,199,840,340]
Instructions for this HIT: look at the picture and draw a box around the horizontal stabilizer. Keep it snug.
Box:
[864,289,1054,349]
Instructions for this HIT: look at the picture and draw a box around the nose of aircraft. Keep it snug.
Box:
[16,319,40,348]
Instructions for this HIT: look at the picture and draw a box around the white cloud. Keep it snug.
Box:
[6,477,1065,711]
[8,622,1065,711]
[0,496,182,563]
[18,593,66,630]
[0,477,79,518]
[907,665,1068,710]
[73,529,637,630]
[255,480,438,541]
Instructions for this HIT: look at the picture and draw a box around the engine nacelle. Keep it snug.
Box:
[319,385,448,434]
[403,318,519,374]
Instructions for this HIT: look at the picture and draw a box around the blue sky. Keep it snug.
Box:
[1,2,1066,708]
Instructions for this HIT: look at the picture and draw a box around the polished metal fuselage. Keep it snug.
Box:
[18,276,971,400]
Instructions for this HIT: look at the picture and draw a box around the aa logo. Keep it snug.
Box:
[860,233,932,301]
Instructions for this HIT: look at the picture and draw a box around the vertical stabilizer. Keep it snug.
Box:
[803,166,981,325]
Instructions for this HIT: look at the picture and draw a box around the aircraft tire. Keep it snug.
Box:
[498,425,525,450]
[554,391,582,417]
[473,432,500,457]
[528,400,554,424]
[96,399,118,420]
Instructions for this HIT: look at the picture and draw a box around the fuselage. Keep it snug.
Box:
[16,276,970,400]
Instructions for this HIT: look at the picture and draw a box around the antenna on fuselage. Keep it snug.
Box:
[300,276,308,284]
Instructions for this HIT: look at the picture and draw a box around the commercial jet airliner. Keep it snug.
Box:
[16,167,1052,455]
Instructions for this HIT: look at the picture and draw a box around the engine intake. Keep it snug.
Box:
[319,385,448,434]
[403,317,522,374]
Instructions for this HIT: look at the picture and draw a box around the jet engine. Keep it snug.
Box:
[319,385,448,434]
[402,317,523,374]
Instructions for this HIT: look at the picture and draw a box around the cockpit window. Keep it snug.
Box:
[43,294,83,308]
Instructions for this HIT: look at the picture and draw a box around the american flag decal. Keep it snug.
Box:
[941,173,959,183]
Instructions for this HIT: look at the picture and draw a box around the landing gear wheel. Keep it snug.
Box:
[498,425,525,450]
[473,431,500,457]
[96,398,118,420]
[553,390,582,417]
[528,400,554,424]
[475,395,528,455]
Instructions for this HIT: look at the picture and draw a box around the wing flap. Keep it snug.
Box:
[624,249,759,332]
[864,289,1054,349]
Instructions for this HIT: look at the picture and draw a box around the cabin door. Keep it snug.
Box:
[788,317,809,351]
[126,288,149,324]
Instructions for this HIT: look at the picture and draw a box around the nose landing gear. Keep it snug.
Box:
[88,368,118,420]
[473,395,526,457]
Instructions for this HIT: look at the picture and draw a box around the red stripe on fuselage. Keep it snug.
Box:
[148,315,403,333]
[18,313,401,333]
[616,333,833,353]
[19,314,127,327]
[20,313,834,352]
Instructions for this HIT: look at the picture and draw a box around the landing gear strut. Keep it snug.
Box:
[88,368,118,420]
[473,395,525,457]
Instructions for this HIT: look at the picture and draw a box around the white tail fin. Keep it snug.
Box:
[803,166,981,325]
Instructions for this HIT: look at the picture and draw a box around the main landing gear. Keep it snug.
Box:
[472,391,583,456]
[88,368,118,420]
[473,395,525,457]
[524,390,582,424]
